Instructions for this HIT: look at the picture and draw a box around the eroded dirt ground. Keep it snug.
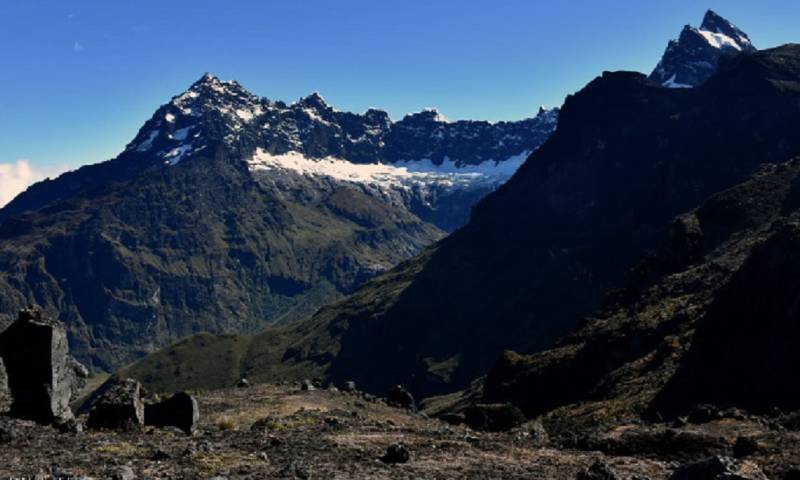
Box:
[0,384,796,479]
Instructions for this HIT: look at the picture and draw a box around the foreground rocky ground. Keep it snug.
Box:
[3,382,799,479]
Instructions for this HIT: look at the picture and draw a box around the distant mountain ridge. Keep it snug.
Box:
[1,74,557,232]
[650,10,756,88]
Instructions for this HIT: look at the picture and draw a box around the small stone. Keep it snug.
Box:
[111,466,135,480]
[55,417,83,434]
[673,416,689,427]
[236,378,250,388]
[300,379,316,391]
[257,451,269,462]
[669,455,768,480]
[577,459,621,480]
[279,461,310,479]
[150,449,171,461]
[527,420,549,447]
[382,443,410,464]
[197,440,214,452]
[324,417,344,429]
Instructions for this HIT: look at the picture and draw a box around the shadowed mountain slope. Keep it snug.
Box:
[123,45,800,398]
[481,158,800,423]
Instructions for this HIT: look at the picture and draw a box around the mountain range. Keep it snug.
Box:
[8,8,800,480]
[0,73,555,370]
[121,14,800,406]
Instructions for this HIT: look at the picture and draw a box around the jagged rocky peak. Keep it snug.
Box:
[173,72,261,114]
[298,91,331,111]
[401,108,449,124]
[650,9,756,88]
[700,9,752,46]
[124,72,266,164]
[363,108,392,127]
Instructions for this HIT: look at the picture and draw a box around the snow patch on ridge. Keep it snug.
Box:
[663,74,692,89]
[697,29,742,51]
[247,148,529,190]
[136,130,160,152]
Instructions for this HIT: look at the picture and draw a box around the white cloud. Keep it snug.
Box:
[0,160,71,208]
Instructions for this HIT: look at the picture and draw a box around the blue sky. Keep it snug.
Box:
[0,0,798,179]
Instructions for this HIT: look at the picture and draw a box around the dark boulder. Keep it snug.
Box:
[0,424,15,444]
[236,378,250,388]
[87,378,145,431]
[381,443,410,464]
[527,420,549,447]
[300,379,316,391]
[340,381,357,393]
[150,449,171,461]
[687,404,723,424]
[145,392,200,434]
[733,436,760,458]
[576,460,621,480]
[669,456,767,480]
[439,412,465,426]
[386,385,415,410]
[464,403,526,432]
[0,307,88,424]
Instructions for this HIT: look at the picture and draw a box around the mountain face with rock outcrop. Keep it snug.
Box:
[122,44,800,399]
[0,76,555,371]
[650,10,756,87]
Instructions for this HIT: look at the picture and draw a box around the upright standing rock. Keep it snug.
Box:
[145,392,200,434]
[0,357,9,412]
[0,307,87,424]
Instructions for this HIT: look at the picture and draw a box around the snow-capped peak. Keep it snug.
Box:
[700,10,753,48]
[125,74,265,163]
[649,10,756,89]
